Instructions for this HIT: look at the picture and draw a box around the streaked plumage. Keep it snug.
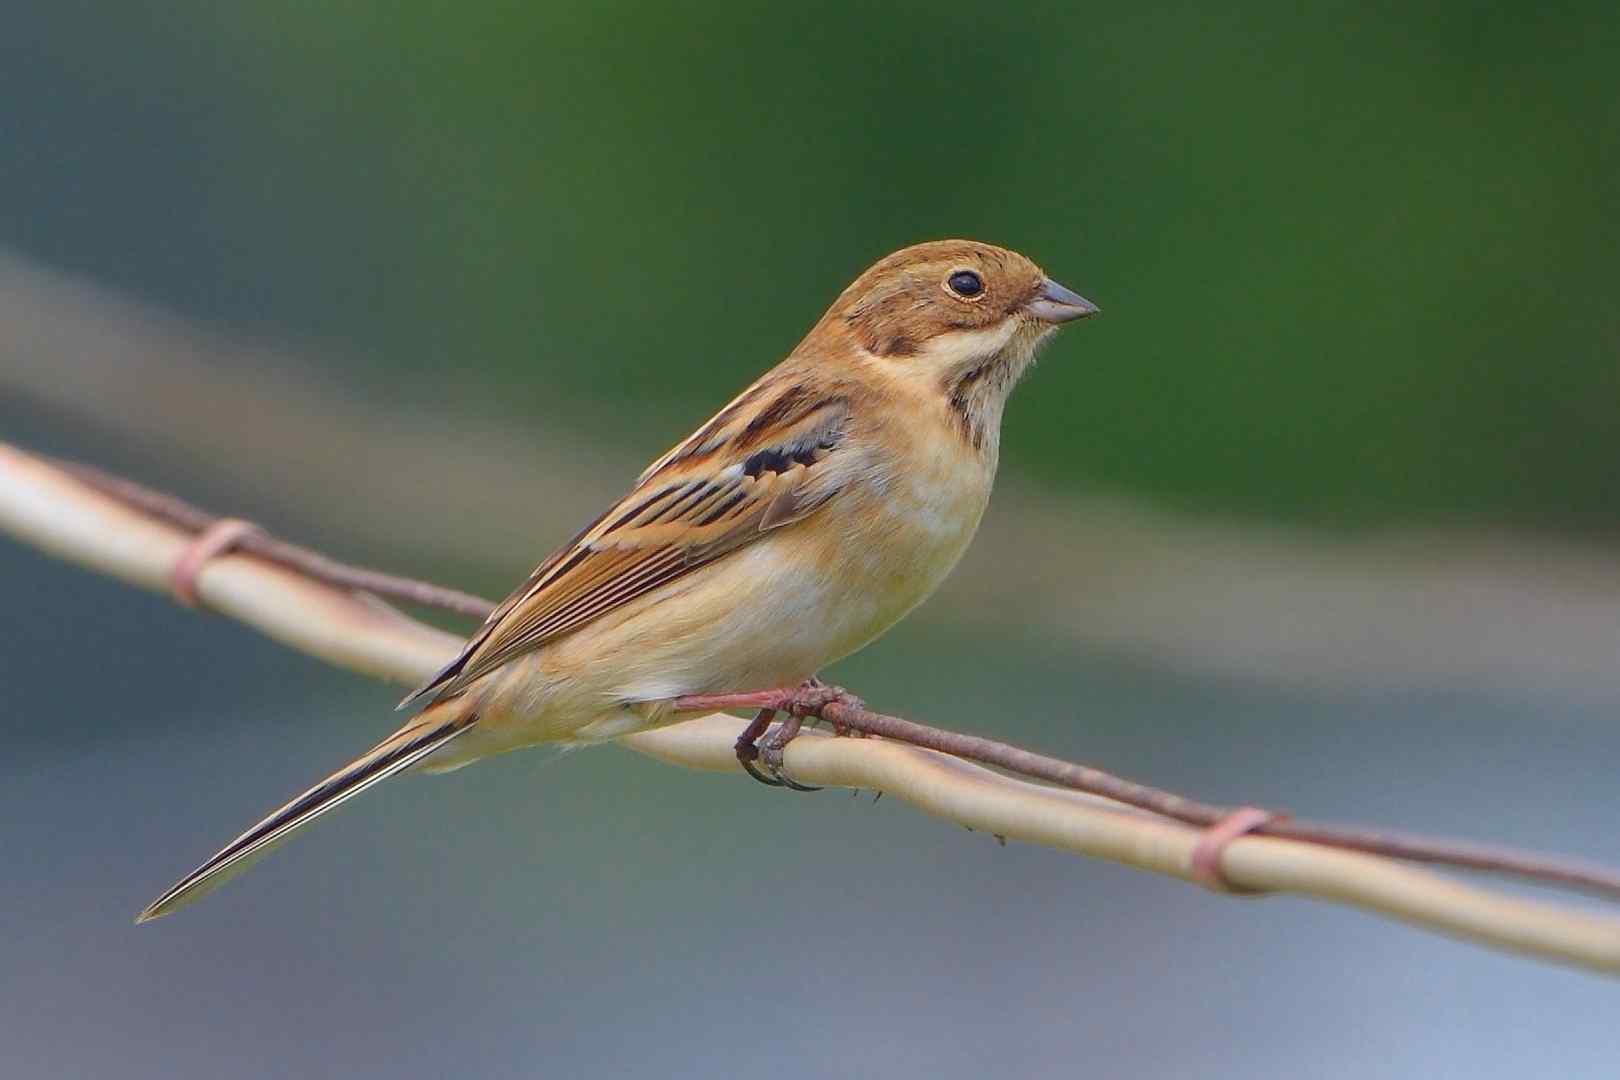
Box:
[138,239,1097,922]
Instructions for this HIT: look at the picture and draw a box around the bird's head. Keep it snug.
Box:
[811,239,1097,448]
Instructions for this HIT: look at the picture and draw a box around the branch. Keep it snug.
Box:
[49,458,494,618]
[4,440,1620,977]
[673,688,1620,901]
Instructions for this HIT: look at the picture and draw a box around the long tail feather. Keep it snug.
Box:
[136,707,476,923]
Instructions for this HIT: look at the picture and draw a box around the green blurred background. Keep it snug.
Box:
[12,1,1619,527]
[4,3,1620,1078]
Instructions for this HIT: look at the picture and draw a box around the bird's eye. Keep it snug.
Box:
[946,270,984,299]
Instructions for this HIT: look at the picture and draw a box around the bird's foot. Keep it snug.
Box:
[728,675,868,791]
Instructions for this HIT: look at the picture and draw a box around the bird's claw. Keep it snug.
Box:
[731,691,827,792]
[733,707,786,787]
[758,712,821,791]
[735,746,785,787]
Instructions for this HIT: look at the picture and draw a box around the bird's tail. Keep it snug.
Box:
[136,703,477,924]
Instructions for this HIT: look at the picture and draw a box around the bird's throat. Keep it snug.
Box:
[943,323,1049,452]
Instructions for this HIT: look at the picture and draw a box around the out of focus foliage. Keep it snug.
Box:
[5,2,1617,527]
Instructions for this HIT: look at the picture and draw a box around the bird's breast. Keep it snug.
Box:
[815,438,995,641]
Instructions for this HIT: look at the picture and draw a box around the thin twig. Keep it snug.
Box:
[33,451,1620,904]
[675,688,1620,901]
[50,458,496,618]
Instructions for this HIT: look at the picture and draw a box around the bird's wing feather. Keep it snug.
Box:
[402,380,851,706]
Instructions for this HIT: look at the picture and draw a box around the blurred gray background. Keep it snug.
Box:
[3,2,1620,1077]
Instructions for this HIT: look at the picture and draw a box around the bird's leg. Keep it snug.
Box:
[733,707,784,787]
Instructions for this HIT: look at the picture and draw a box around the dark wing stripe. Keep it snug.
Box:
[667,479,742,526]
[742,446,794,478]
[602,482,685,534]
[525,550,689,632]
[530,554,682,633]
[505,543,596,613]
[647,478,719,525]
[693,489,750,526]
[528,559,691,639]
[740,385,811,444]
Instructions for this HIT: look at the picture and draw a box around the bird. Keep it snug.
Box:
[136,239,1098,922]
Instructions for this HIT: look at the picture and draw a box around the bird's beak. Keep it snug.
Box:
[1026,278,1100,324]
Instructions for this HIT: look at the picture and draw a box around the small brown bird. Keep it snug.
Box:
[138,239,1097,921]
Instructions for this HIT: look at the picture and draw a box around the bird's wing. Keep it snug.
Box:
[402,381,852,706]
